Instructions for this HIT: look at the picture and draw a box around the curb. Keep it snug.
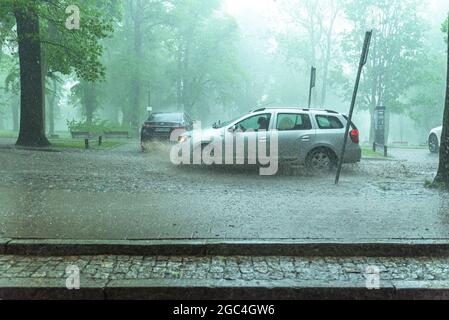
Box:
[1,279,449,300]
[0,239,9,254]
[105,279,449,300]
[4,239,449,257]
[0,278,107,300]
[362,157,395,161]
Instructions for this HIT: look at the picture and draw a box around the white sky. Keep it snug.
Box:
[224,0,449,22]
[224,0,278,17]
[429,0,449,24]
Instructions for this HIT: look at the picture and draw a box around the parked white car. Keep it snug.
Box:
[428,126,442,153]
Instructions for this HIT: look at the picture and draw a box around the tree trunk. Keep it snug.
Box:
[48,79,57,135]
[130,0,143,132]
[14,5,50,147]
[434,26,449,187]
[46,22,58,136]
[369,108,375,144]
[0,112,4,130]
[11,98,19,132]
[83,82,96,125]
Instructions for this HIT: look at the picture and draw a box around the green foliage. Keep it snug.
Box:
[50,139,122,150]
[98,0,243,127]
[341,0,428,116]
[0,0,118,82]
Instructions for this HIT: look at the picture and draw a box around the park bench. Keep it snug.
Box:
[70,131,103,149]
[70,131,94,139]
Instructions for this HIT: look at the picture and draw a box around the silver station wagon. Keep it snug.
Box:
[178,107,362,171]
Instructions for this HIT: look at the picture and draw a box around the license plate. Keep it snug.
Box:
[155,128,171,133]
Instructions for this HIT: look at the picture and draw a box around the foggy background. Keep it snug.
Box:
[1,0,449,145]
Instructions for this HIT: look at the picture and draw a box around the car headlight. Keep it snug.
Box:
[178,135,190,143]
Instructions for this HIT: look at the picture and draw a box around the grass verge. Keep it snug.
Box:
[362,148,392,159]
[49,139,123,150]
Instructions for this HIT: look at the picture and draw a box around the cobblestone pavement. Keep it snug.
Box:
[1,255,449,283]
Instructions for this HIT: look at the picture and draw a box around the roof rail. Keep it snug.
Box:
[250,107,340,114]
[251,108,267,113]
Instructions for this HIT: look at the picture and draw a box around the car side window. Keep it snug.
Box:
[316,115,344,129]
[277,114,312,131]
[234,114,272,132]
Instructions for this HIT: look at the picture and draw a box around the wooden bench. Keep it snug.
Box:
[70,131,102,149]
[71,131,94,139]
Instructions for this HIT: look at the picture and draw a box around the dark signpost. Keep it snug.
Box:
[308,66,316,108]
[335,31,373,185]
[374,106,386,145]
[373,106,388,157]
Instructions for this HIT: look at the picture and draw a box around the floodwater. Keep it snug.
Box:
[0,142,448,241]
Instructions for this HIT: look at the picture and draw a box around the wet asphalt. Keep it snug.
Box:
[0,140,447,241]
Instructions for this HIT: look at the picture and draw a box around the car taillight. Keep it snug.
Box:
[350,128,359,144]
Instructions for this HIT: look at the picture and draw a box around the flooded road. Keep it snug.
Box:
[0,141,447,241]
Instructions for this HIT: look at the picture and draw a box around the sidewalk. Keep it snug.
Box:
[1,254,449,299]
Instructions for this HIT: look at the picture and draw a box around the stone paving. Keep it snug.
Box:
[0,255,449,283]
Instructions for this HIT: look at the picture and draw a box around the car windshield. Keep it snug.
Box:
[213,117,242,129]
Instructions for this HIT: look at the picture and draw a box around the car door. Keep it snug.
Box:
[275,113,315,161]
[231,113,272,164]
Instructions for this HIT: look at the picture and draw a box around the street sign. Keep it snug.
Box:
[335,30,373,185]
[374,106,386,146]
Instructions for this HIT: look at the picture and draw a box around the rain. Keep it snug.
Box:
[1,0,449,301]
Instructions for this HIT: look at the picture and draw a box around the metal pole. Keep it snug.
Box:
[308,67,316,108]
[335,31,372,185]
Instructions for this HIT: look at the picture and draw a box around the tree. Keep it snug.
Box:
[99,0,242,126]
[71,80,101,125]
[406,53,446,134]
[341,0,427,142]
[0,0,116,147]
[277,0,343,107]
[14,1,49,146]
[434,15,449,187]
[169,0,242,116]
[0,52,20,131]
[46,75,62,136]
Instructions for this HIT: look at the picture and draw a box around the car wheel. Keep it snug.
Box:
[306,148,336,171]
[429,134,439,154]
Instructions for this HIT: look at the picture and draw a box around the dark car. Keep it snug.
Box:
[141,112,194,150]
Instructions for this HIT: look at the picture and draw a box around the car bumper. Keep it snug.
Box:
[343,147,362,163]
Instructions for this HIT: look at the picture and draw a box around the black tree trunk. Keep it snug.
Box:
[48,79,57,135]
[14,5,50,147]
[11,98,19,132]
[130,0,143,133]
[80,81,96,125]
[435,25,449,187]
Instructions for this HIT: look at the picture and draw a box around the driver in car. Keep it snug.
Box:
[257,117,269,131]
